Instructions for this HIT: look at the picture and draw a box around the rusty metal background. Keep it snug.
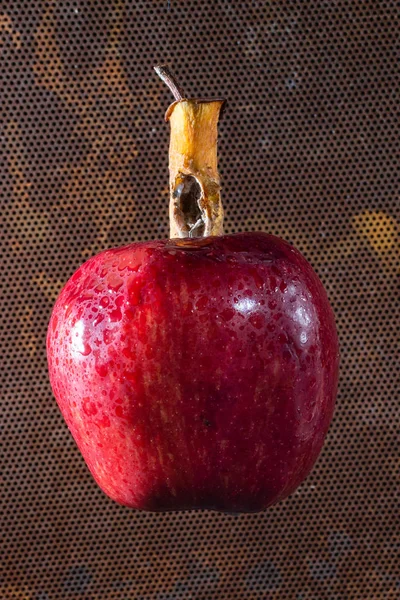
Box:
[1,1,400,598]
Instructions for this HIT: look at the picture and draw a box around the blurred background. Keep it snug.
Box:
[1,1,399,598]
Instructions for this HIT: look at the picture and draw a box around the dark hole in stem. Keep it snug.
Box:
[173,174,205,237]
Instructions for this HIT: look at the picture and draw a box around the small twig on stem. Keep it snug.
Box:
[154,64,185,101]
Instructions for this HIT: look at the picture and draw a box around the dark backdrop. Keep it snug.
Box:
[1,1,399,598]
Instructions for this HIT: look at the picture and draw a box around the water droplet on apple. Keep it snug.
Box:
[249,313,265,329]
[220,308,235,322]
[95,363,108,377]
[93,313,105,327]
[196,296,208,311]
[107,272,123,291]
[129,280,143,306]
[252,271,265,290]
[109,308,122,322]
[122,346,136,360]
[268,299,277,310]
[82,397,98,416]
[96,415,110,428]
[103,329,115,345]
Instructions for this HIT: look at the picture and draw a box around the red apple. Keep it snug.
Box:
[47,232,338,511]
[47,66,339,512]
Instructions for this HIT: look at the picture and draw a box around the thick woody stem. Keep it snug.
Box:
[154,64,225,239]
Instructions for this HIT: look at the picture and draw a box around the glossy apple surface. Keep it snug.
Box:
[47,232,339,512]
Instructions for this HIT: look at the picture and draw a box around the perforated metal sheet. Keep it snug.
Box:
[1,1,399,598]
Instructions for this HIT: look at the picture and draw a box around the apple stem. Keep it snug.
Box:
[153,64,185,102]
[154,65,225,239]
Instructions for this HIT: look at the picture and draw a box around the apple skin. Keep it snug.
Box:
[47,232,339,512]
